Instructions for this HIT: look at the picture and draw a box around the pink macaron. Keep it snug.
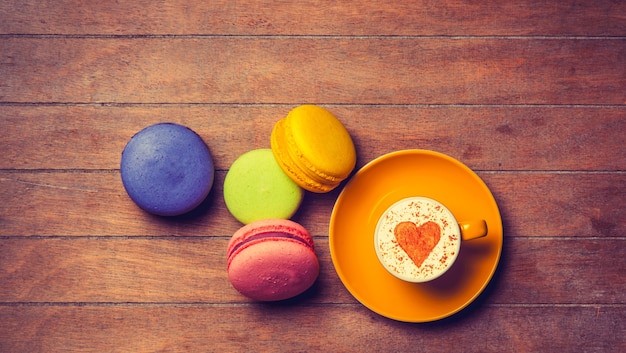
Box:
[226,219,320,301]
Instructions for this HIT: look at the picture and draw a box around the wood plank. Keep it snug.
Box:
[1,0,624,36]
[1,105,624,171]
[0,238,623,304]
[0,305,623,352]
[0,172,624,237]
[483,173,626,238]
[1,38,624,104]
[493,238,626,305]
[0,171,237,237]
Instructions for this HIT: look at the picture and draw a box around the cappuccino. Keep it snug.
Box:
[375,197,460,282]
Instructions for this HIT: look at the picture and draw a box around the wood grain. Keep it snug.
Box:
[1,0,625,351]
[0,237,623,305]
[1,38,624,104]
[1,105,624,171]
[1,0,625,36]
[0,305,623,353]
[0,172,624,237]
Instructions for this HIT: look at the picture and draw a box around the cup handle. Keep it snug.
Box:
[459,220,488,241]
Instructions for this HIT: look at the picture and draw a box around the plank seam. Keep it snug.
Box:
[1,102,625,108]
[2,169,625,174]
[2,34,626,40]
[0,302,624,307]
[0,236,623,240]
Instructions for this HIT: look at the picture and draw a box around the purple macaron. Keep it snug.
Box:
[120,123,214,216]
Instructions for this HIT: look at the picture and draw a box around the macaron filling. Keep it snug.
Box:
[271,120,336,192]
[227,231,312,268]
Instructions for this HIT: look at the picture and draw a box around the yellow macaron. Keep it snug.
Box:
[271,105,356,193]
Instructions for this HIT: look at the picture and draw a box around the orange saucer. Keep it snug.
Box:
[329,150,503,322]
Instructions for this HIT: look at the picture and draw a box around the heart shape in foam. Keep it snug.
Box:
[394,221,441,267]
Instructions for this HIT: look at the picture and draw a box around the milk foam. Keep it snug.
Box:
[375,197,460,282]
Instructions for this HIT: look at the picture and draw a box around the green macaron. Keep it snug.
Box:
[224,149,303,224]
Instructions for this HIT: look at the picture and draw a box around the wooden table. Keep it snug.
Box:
[1,1,624,352]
